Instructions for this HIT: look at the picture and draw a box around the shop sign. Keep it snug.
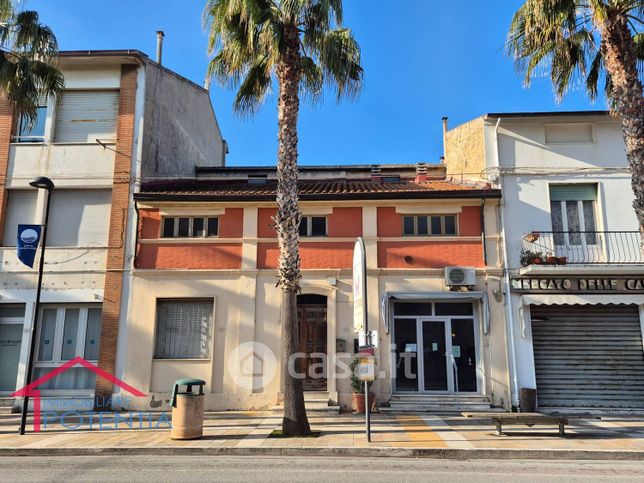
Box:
[511,277,644,293]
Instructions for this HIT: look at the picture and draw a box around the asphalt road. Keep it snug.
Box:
[1,455,643,482]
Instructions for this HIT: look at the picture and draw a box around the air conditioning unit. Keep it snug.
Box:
[444,266,476,287]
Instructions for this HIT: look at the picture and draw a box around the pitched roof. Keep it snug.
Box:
[136,178,500,202]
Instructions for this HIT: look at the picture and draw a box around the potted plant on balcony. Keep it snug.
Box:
[349,356,377,414]
[520,249,545,267]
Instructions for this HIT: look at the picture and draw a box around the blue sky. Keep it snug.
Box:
[26,0,607,167]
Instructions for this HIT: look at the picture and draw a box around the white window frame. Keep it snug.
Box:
[33,304,102,395]
[12,105,48,143]
[161,216,219,238]
[299,215,328,237]
[551,199,598,246]
[402,214,459,236]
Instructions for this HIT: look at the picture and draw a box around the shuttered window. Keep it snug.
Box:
[47,190,112,247]
[550,184,597,201]
[154,300,213,359]
[2,190,38,246]
[53,90,119,143]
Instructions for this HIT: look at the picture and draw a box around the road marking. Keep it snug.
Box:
[420,415,474,449]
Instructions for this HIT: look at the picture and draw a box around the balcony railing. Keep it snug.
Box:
[521,231,644,265]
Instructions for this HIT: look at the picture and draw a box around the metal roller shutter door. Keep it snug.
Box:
[531,305,644,409]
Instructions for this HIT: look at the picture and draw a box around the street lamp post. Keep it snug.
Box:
[19,176,54,435]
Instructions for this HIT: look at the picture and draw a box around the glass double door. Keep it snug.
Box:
[394,318,477,393]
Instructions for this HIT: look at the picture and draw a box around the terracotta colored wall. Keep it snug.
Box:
[258,242,354,269]
[138,208,243,239]
[458,206,482,236]
[258,207,362,238]
[327,207,362,237]
[140,209,160,239]
[137,243,242,269]
[378,241,484,268]
[377,207,401,237]
[258,208,276,238]
[219,207,243,238]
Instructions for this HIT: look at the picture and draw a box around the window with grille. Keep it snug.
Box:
[154,300,213,359]
[402,215,457,236]
[161,217,219,238]
[299,216,327,237]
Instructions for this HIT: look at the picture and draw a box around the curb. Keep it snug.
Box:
[1,446,643,460]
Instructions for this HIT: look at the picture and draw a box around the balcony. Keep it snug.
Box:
[521,231,644,266]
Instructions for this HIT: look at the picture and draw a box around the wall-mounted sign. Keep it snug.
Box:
[511,277,644,294]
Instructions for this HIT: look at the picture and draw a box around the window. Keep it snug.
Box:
[248,175,268,185]
[154,300,213,359]
[13,106,47,143]
[299,216,327,237]
[403,215,457,236]
[48,190,112,247]
[54,90,119,143]
[549,184,598,245]
[1,190,38,246]
[161,217,219,238]
[33,305,102,390]
[545,123,594,144]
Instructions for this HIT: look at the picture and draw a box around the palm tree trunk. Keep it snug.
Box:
[275,23,310,437]
[593,9,644,239]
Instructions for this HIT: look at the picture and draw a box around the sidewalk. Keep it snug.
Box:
[1,411,644,459]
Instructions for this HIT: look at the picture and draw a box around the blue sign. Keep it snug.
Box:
[17,224,42,268]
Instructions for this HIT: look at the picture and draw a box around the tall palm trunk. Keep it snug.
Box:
[593,9,644,238]
[275,23,311,437]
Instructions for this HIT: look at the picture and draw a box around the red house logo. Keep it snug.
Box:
[11,356,145,432]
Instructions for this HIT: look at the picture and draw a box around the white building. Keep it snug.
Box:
[444,111,644,411]
[0,48,225,409]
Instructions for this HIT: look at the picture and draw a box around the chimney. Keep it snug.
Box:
[442,116,448,158]
[415,162,428,183]
[370,164,382,182]
[156,31,165,64]
[204,77,211,91]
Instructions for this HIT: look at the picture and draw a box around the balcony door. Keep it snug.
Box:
[550,184,603,263]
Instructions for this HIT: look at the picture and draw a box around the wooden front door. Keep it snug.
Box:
[297,301,327,391]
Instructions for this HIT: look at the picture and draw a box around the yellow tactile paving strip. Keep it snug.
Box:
[392,414,448,448]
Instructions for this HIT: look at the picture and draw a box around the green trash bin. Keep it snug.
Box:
[170,378,205,440]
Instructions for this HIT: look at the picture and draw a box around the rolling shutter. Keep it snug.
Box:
[2,190,38,246]
[531,305,644,409]
[47,190,112,247]
[54,90,119,143]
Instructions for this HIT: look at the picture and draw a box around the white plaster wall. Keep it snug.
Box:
[494,117,627,169]
[502,173,636,268]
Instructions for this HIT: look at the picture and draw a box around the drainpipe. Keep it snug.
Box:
[495,117,520,409]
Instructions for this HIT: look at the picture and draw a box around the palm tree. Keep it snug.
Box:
[204,0,362,436]
[0,0,63,123]
[507,0,644,236]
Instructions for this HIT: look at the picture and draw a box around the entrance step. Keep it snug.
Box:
[273,392,340,414]
[0,398,18,414]
[382,394,494,413]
